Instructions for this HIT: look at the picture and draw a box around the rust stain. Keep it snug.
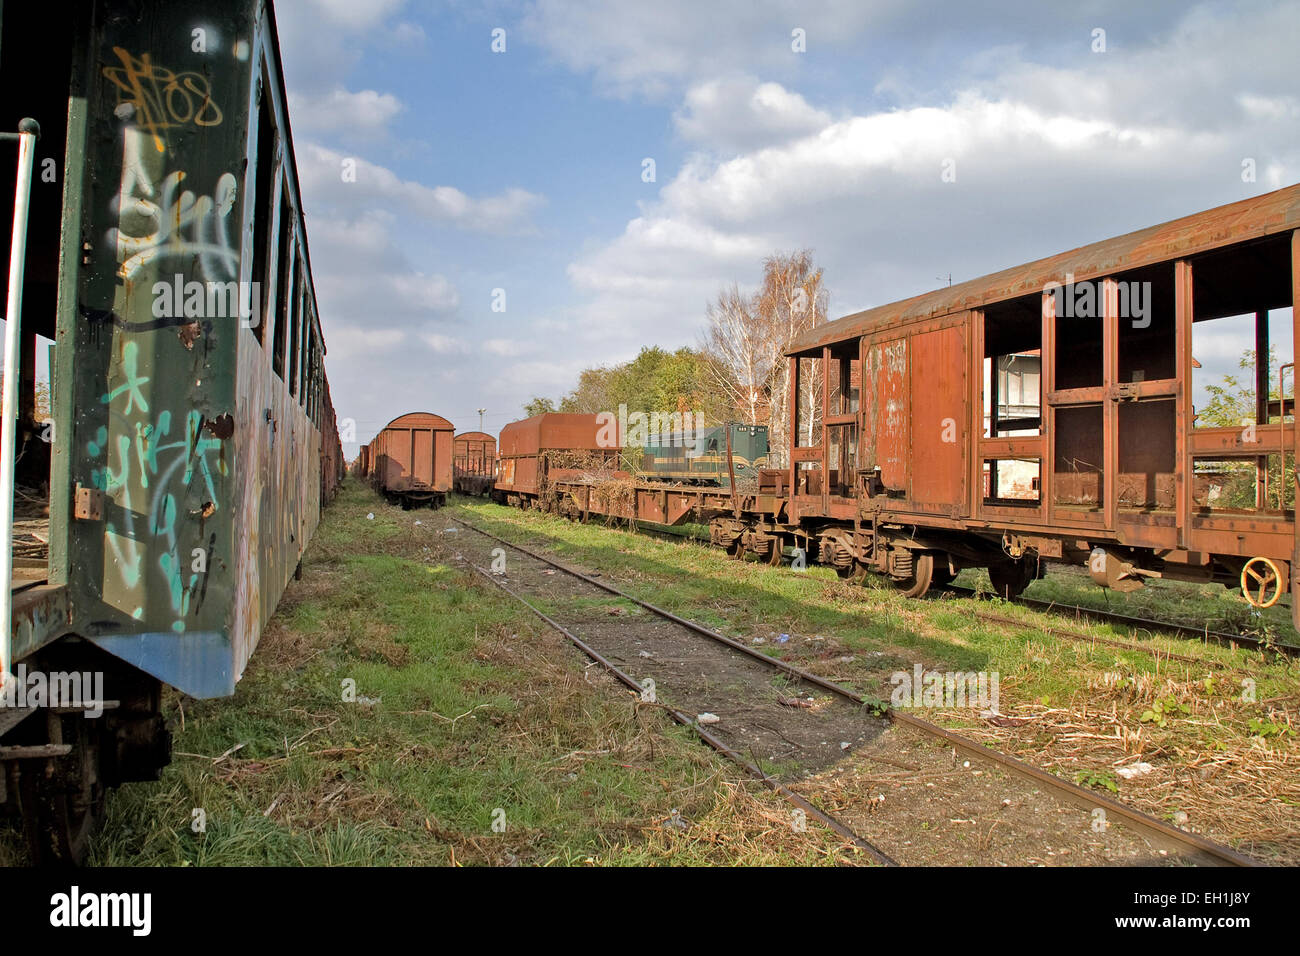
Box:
[178,320,201,349]
[205,412,235,440]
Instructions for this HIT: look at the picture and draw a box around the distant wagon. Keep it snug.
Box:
[494,414,620,509]
[453,431,497,496]
[366,413,455,509]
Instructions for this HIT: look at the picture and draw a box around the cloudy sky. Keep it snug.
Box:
[273,0,1300,453]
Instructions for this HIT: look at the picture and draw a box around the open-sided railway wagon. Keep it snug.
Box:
[365,413,455,509]
[493,414,620,508]
[453,431,497,496]
[510,185,1300,629]
[776,183,1300,621]
[0,0,343,862]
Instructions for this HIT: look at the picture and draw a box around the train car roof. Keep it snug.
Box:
[788,181,1300,355]
[454,431,496,442]
[379,412,456,432]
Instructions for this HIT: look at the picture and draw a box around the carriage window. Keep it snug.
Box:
[826,347,859,416]
[982,295,1041,437]
[271,187,292,380]
[250,77,277,346]
[983,459,1040,504]
[1052,280,1104,389]
[1116,265,1176,382]
[795,356,823,446]
[1053,405,1103,511]
[288,261,303,397]
[1191,235,1293,429]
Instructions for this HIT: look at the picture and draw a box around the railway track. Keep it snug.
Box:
[530,510,1297,664]
[943,584,1300,658]
[447,512,1259,867]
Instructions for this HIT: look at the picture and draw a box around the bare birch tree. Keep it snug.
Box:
[755,251,828,467]
[700,283,772,426]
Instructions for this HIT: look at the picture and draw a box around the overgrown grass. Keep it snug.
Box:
[449,494,1300,859]
[0,480,855,867]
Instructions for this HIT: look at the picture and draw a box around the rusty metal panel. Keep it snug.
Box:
[908,323,967,512]
[870,337,908,492]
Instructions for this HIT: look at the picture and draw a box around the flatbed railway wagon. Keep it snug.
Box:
[0,0,342,862]
[366,413,455,509]
[524,185,1300,628]
[453,431,497,496]
[637,423,769,485]
[493,413,620,511]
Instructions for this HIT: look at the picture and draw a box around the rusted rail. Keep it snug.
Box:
[944,584,1300,657]
[452,513,1261,867]
[465,559,897,865]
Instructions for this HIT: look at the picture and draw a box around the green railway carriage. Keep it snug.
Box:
[1,0,340,862]
[636,423,769,485]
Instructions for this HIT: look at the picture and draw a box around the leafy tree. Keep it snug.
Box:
[522,396,556,417]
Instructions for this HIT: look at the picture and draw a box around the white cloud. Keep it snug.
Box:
[674,77,832,153]
[483,338,527,357]
[562,2,1300,353]
[299,143,545,235]
[523,0,897,99]
[288,88,405,135]
[423,333,470,354]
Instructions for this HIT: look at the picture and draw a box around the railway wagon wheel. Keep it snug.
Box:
[20,713,105,866]
[836,563,869,584]
[988,558,1036,599]
[1240,557,1284,609]
[895,552,934,599]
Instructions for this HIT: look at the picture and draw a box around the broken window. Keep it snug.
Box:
[795,355,823,447]
[250,73,277,346]
[1053,405,1103,511]
[1191,235,1294,430]
[982,294,1042,437]
[983,459,1040,504]
[271,185,293,380]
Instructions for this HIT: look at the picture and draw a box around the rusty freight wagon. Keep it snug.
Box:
[502,185,1300,629]
[776,183,1300,616]
[453,431,497,496]
[367,413,455,509]
[0,0,343,861]
[494,413,620,508]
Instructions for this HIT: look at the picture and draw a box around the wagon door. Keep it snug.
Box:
[907,322,968,515]
[435,428,453,491]
[861,335,908,497]
[412,428,433,487]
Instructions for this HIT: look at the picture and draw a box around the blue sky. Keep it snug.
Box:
[273,0,1300,453]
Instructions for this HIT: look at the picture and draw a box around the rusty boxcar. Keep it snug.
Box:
[367,413,455,509]
[493,414,620,508]
[453,431,497,496]
[0,0,344,861]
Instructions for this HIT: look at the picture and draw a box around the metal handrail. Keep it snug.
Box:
[0,118,41,696]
